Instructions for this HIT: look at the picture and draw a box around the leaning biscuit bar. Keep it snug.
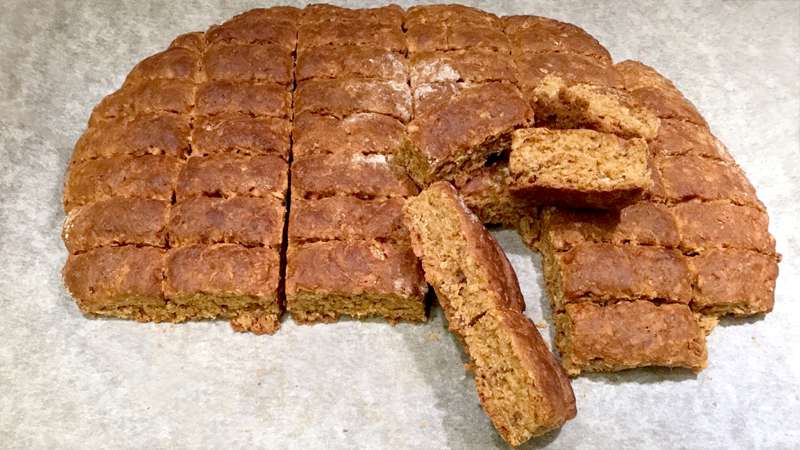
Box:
[509,128,652,209]
[403,182,575,445]
[556,301,707,375]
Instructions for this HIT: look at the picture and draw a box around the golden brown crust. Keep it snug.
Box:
[672,201,775,254]
[515,52,623,93]
[652,154,762,209]
[90,79,194,122]
[409,49,517,87]
[125,47,201,85]
[455,162,527,227]
[301,4,404,26]
[407,23,510,54]
[557,301,707,375]
[403,182,526,330]
[299,23,404,52]
[540,202,681,251]
[64,246,165,309]
[191,114,290,158]
[175,154,287,201]
[195,81,291,118]
[690,249,778,316]
[203,42,293,84]
[205,7,299,48]
[402,82,533,185]
[296,46,406,82]
[285,241,427,299]
[292,112,406,158]
[508,128,652,209]
[553,242,692,308]
[167,197,285,247]
[63,155,181,212]
[650,118,732,161]
[73,113,190,163]
[295,79,412,123]
[615,60,708,128]
[406,4,502,28]
[62,198,169,253]
[504,15,612,63]
[288,197,407,243]
[169,32,206,53]
[164,244,281,300]
[291,153,418,199]
[405,5,508,54]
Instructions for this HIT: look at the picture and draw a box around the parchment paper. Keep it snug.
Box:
[2,1,799,448]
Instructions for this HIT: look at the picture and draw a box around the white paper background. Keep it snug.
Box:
[1,1,799,449]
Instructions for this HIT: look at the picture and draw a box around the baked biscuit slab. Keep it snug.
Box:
[403,182,575,446]
[165,244,283,334]
[285,241,427,324]
[542,242,692,311]
[63,155,181,212]
[556,301,707,375]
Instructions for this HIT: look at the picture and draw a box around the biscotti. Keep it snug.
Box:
[509,128,652,208]
[403,182,576,445]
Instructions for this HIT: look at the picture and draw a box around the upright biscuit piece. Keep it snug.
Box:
[403,182,575,445]
[532,76,660,139]
[508,128,652,209]
[556,301,707,375]
[399,82,532,186]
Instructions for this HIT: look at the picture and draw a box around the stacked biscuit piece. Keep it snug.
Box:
[62,3,779,446]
